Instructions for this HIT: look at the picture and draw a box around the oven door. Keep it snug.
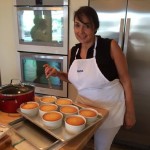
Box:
[15,6,68,55]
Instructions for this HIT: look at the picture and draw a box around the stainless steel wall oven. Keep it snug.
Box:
[14,0,69,97]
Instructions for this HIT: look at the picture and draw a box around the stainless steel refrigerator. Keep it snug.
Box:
[89,0,150,149]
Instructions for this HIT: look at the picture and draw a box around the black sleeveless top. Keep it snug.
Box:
[69,36,119,81]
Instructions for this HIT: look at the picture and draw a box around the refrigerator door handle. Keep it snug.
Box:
[118,18,125,49]
[123,18,131,57]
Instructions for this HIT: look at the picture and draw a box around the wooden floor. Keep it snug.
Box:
[83,138,137,150]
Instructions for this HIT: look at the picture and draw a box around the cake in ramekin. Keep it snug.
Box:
[20,101,39,117]
[40,96,57,105]
[65,115,86,134]
[55,98,73,107]
[42,111,63,129]
[79,108,98,123]
[39,104,58,117]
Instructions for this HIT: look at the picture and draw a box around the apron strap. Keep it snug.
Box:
[75,48,79,59]
[75,36,98,59]
[93,36,97,57]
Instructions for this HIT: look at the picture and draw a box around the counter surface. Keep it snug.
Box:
[0,102,108,150]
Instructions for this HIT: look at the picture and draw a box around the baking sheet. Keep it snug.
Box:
[9,118,59,150]
[17,104,103,143]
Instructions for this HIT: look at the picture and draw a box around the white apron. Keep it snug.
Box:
[68,37,125,128]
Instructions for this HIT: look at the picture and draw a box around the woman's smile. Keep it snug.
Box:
[74,17,95,44]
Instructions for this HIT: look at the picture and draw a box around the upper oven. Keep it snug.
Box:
[14,0,69,55]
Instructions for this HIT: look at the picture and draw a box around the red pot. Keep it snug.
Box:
[0,80,35,113]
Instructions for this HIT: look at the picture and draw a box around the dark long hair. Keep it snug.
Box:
[74,6,99,33]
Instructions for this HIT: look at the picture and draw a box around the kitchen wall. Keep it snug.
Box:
[0,0,88,99]
[0,0,19,85]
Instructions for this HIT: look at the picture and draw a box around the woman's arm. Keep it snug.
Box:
[110,40,136,129]
[43,49,72,83]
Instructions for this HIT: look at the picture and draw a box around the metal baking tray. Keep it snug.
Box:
[9,118,60,150]
[17,104,103,143]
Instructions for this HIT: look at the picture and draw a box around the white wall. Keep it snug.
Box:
[69,0,88,47]
[0,0,88,99]
[0,0,18,85]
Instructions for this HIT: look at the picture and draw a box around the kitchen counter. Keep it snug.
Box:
[0,102,108,150]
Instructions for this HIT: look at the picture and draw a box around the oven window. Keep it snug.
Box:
[22,58,63,90]
[17,7,67,47]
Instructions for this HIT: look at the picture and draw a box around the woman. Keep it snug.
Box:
[44,6,136,150]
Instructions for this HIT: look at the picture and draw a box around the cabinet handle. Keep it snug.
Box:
[123,18,131,57]
[118,18,125,49]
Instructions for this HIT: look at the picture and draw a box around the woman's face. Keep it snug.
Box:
[74,15,95,44]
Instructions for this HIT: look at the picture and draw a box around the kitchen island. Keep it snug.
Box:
[0,103,108,150]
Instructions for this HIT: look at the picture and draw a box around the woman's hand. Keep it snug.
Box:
[43,64,69,82]
[124,111,136,129]
[43,64,59,78]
